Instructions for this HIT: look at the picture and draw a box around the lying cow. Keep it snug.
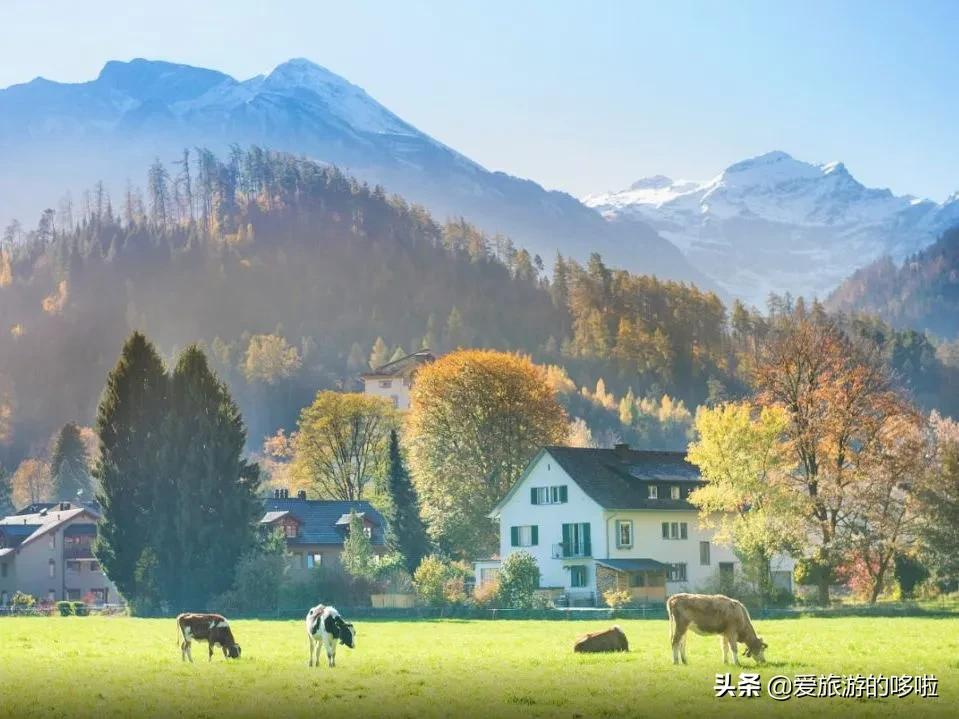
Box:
[177,612,241,662]
[573,626,629,653]
[306,604,356,667]
[667,593,767,666]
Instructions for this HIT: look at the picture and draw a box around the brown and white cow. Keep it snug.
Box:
[573,626,629,653]
[177,613,242,662]
[667,593,767,666]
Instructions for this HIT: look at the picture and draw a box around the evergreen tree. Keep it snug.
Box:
[0,463,13,516]
[94,332,169,602]
[384,430,430,573]
[389,345,407,363]
[159,346,261,609]
[369,337,390,370]
[50,422,92,501]
[341,510,375,580]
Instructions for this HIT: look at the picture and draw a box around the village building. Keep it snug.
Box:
[0,502,119,606]
[261,489,388,572]
[360,349,435,410]
[475,444,795,606]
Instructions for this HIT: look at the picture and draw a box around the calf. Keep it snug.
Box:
[573,626,629,653]
[306,604,356,667]
[667,593,767,666]
[177,613,241,662]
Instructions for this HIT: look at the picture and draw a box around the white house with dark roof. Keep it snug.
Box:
[476,444,795,606]
[360,349,435,410]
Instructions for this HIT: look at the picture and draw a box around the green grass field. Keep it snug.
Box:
[0,615,956,718]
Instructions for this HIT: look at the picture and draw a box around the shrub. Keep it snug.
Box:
[413,555,452,607]
[531,591,554,610]
[498,552,540,609]
[56,601,73,616]
[472,579,501,609]
[11,591,36,609]
[278,564,377,612]
[71,602,89,616]
[603,589,632,610]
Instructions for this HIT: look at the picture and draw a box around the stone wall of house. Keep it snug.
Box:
[596,565,623,604]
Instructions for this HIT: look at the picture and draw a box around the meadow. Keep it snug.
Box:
[0,615,956,718]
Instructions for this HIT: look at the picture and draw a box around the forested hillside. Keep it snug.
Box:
[1,148,956,470]
[828,226,959,340]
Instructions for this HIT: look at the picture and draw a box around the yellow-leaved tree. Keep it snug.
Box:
[687,402,805,599]
[407,350,568,557]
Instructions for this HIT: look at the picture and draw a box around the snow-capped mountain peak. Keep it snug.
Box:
[584,151,957,306]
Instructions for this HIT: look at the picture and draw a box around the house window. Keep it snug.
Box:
[510,525,538,547]
[283,522,298,538]
[569,565,588,588]
[379,379,392,388]
[66,560,82,573]
[363,525,372,539]
[306,553,322,569]
[648,485,658,499]
[561,523,591,557]
[66,589,81,601]
[90,561,100,573]
[90,589,107,605]
[616,520,633,549]
[49,534,56,550]
[662,522,688,540]
[48,559,55,578]
[670,485,681,500]
[47,590,56,602]
[629,572,646,588]
[700,541,711,566]
[668,563,687,582]
[531,486,568,505]
[479,567,500,586]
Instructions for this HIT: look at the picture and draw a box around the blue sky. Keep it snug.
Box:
[1,0,956,200]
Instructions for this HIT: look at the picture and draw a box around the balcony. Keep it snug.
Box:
[551,543,591,559]
[63,545,96,560]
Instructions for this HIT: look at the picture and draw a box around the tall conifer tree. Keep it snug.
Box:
[384,429,430,573]
[94,332,168,601]
[51,422,92,501]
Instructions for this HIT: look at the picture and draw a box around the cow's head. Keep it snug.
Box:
[337,617,356,649]
[222,644,241,659]
[743,637,767,664]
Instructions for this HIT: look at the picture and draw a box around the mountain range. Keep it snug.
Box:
[0,58,702,288]
[585,151,959,306]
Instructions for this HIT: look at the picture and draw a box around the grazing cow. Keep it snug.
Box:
[306,604,356,667]
[667,593,767,666]
[573,626,629,653]
[176,613,241,662]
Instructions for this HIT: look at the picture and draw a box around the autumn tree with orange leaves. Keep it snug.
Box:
[753,307,920,604]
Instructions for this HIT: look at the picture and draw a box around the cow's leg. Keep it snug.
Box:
[181,639,190,662]
[308,636,314,667]
[670,619,687,665]
[209,640,215,662]
[326,637,338,667]
[726,633,739,666]
[186,640,194,664]
[680,635,688,665]
[721,636,730,665]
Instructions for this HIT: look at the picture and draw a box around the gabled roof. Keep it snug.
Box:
[0,506,100,550]
[260,510,296,524]
[360,349,435,379]
[493,446,702,514]
[262,497,386,546]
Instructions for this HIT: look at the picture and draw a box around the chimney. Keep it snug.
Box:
[282,489,289,499]
[613,442,631,459]
[273,489,281,499]
[297,490,307,500]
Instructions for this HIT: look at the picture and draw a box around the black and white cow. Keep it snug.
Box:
[306,604,355,667]
[177,613,241,662]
